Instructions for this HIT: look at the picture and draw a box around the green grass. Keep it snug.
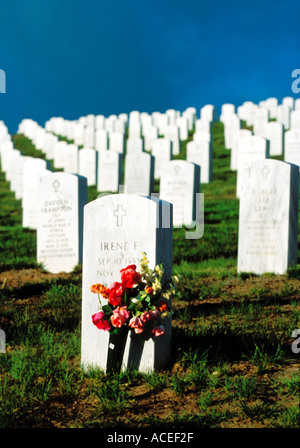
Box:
[0,121,299,429]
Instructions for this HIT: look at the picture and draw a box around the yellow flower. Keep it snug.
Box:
[152,276,162,294]
[155,264,164,277]
[161,290,172,300]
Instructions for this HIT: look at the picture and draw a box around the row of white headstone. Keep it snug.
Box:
[17,117,213,193]
[1,95,300,373]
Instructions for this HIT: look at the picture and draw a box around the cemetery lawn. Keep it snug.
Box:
[0,124,299,429]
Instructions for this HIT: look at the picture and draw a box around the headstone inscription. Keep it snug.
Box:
[237,159,299,275]
[37,172,88,273]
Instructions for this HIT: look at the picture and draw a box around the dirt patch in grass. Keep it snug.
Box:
[0,268,76,289]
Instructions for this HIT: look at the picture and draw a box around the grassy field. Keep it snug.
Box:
[0,122,299,429]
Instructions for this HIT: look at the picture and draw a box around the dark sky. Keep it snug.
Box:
[0,0,300,133]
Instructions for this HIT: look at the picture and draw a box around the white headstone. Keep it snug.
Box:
[176,116,189,141]
[22,158,51,229]
[97,150,122,192]
[264,97,278,119]
[224,114,241,149]
[237,159,299,275]
[285,129,300,170]
[290,110,300,130]
[109,132,125,154]
[193,130,211,144]
[160,160,200,227]
[79,147,98,186]
[186,140,212,184]
[220,103,235,122]
[54,140,68,169]
[74,123,85,146]
[143,125,158,151]
[128,120,141,139]
[127,137,144,154]
[81,193,173,373]
[276,104,291,130]
[64,144,79,174]
[253,107,269,137]
[124,152,154,195]
[230,129,253,171]
[236,135,269,197]
[37,172,87,273]
[84,126,95,148]
[164,125,180,155]
[264,122,284,156]
[200,104,218,122]
[195,119,212,134]
[152,138,172,179]
[95,129,109,151]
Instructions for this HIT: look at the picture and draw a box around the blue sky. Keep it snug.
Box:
[0,0,300,133]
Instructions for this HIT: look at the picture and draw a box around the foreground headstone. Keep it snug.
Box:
[37,172,87,273]
[160,160,200,227]
[237,159,299,275]
[81,194,173,373]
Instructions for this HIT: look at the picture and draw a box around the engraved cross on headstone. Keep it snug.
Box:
[261,166,270,180]
[114,205,126,226]
[174,165,180,175]
[52,179,60,192]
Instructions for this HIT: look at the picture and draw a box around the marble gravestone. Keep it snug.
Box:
[284,129,300,170]
[97,150,122,193]
[126,137,144,154]
[151,138,172,179]
[237,159,299,275]
[22,158,50,229]
[54,140,68,169]
[224,114,241,149]
[81,194,173,373]
[160,160,200,227]
[64,144,79,174]
[186,140,212,184]
[95,129,109,151]
[230,129,253,171]
[264,122,284,156]
[124,152,154,195]
[290,110,300,130]
[236,135,269,197]
[109,132,125,154]
[37,172,88,273]
[164,125,180,155]
[79,147,98,186]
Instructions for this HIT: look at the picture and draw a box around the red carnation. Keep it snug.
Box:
[106,281,125,307]
[120,264,141,289]
[92,311,111,331]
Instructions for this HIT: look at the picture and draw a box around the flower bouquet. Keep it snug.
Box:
[90,252,179,371]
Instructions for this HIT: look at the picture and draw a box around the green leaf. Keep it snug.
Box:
[102,304,112,315]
